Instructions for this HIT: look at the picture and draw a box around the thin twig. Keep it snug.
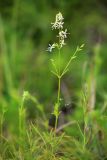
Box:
[55,121,76,133]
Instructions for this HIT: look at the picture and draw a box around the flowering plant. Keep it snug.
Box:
[47,12,68,52]
[47,12,84,131]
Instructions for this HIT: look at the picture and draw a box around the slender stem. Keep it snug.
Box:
[57,29,61,105]
[55,115,58,132]
[55,76,61,131]
[19,98,25,141]
[58,48,61,75]
[57,76,61,105]
[61,47,78,77]
[55,40,61,131]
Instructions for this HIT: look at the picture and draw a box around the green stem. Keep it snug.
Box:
[54,29,63,132]
[55,115,58,132]
[57,31,61,105]
[57,77,61,105]
[55,76,61,130]
[61,47,78,77]
[19,98,25,140]
[55,46,61,131]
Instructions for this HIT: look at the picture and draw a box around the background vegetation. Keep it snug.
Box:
[0,0,107,159]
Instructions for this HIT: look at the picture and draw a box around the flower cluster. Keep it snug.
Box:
[58,29,68,39]
[51,12,64,30]
[47,12,69,52]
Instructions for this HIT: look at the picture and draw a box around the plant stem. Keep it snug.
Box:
[55,77,61,131]
[57,76,61,105]
[57,33,61,106]
[55,46,61,131]
[61,47,78,77]
[19,97,25,141]
[55,115,58,132]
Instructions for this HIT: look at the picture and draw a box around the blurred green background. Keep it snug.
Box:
[0,0,107,131]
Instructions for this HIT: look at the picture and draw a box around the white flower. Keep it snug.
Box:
[47,43,56,52]
[51,21,64,30]
[56,12,64,22]
[60,39,66,48]
[58,29,68,39]
[51,12,64,30]
[47,12,69,51]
